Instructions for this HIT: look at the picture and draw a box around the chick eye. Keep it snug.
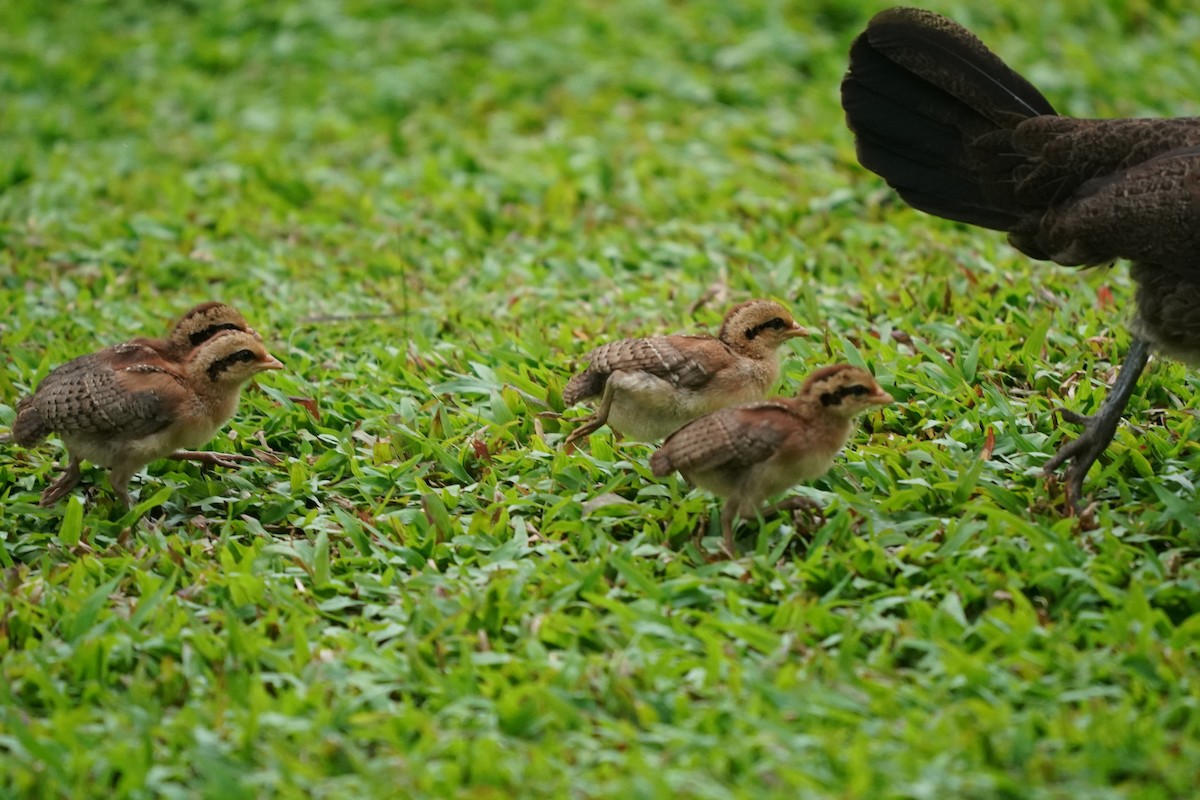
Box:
[234,349,255,362]
[848,385,870,396]
[745,317,788,339]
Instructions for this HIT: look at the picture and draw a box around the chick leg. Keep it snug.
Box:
[168,450,257,468]
[563,379,616,449]
[720,502,739,558]
[1042,337,1150,511]
[107,467,135,508]
[39,457,82,506]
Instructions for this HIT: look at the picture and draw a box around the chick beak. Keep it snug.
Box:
[785,322,808,339]
[258,354,285,372]
[871,389,895,405]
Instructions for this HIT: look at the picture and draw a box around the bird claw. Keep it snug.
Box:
[686,515,738,560]
[209,454,256,469]
[1041,338,1152,515]
[561,417,601,450]
[771,496,824,514]
[39,481,76,507]
[765,496,826,536]
[39,461,82,507]
[167,450,258,469]
[1042,409,1120,514]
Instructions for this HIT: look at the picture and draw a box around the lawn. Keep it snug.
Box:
[1,0,1198,797]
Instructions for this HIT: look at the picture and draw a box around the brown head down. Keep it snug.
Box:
[717,300,807,357]
[186,329,283,390]
[164,302,259,359]
[798,364,893,415]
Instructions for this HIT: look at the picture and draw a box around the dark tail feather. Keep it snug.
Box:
[842,7,1056,231]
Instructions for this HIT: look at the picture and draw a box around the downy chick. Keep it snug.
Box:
[650,364,892,554]
[562,299,807,447]
[14,302,261,427]
[11,329,282,506]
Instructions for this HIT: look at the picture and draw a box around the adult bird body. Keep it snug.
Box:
[841,6,1200,506]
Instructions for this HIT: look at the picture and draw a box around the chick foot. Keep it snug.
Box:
[167,450,259,469]
[39,458,82,507]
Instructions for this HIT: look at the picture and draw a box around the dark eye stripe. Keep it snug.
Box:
[820,384,872,406]
[206,349,258,380]
[745,317,789,340]
[189,322,241,346]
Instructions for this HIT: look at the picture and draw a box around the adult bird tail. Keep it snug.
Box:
[841,7,1057,231]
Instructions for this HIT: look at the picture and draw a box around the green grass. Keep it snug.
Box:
[1,0,1199,797]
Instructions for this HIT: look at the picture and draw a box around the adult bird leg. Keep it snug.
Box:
[1043,337,1151,511]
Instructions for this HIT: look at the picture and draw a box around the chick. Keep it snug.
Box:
[650,364,893,555]
[12,302,260,430]
[11,329,282,506]
[562,300,807,447]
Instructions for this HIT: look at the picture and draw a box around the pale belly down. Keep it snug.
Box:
[605,371,766,441]
[62,419,221,471]
[689,451,838,516]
